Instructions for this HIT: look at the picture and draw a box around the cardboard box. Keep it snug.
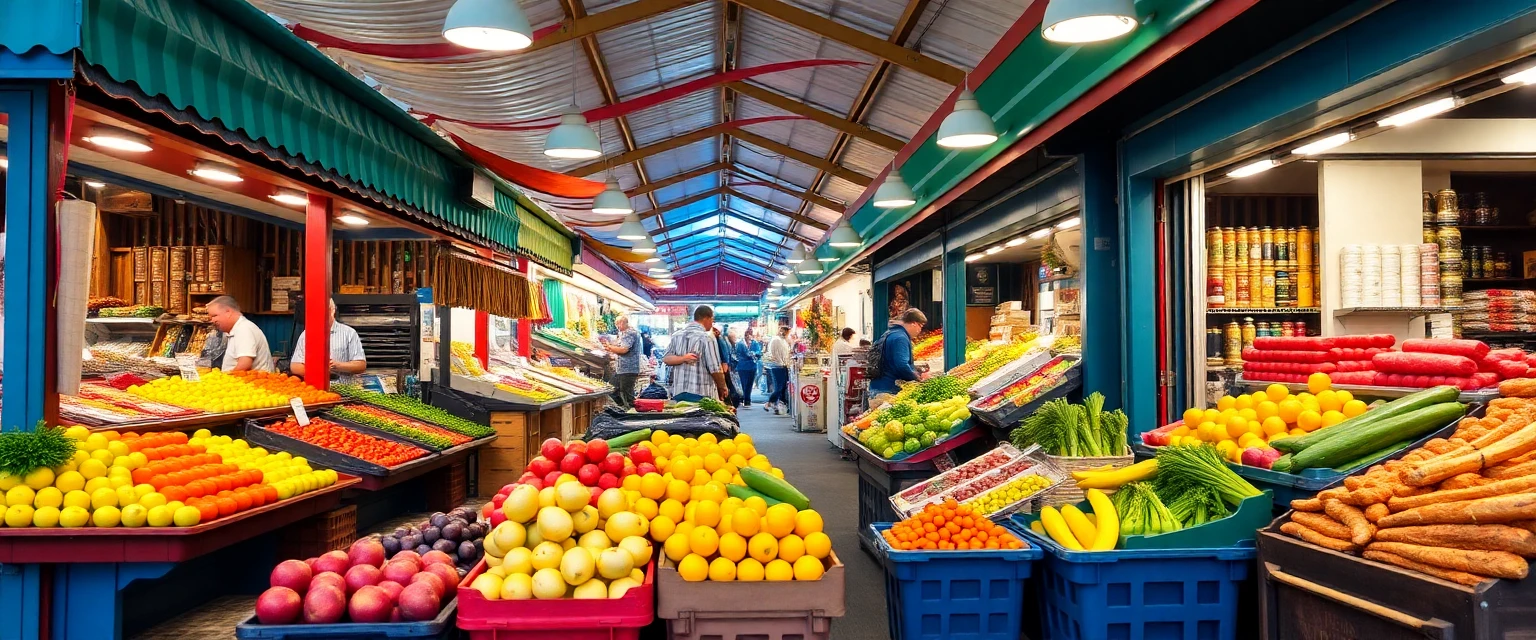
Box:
[995,301,1023,313]
[271,276,302,291]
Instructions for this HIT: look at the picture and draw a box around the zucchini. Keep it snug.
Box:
[1289,403,1465,471]
[601,428,652,448]
[740,467,811,509]
[1331,439,1414,472]
[725,483,783,506]
[1273,386,1460,454]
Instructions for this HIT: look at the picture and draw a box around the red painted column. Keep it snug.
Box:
[304,194,333,390]
[517,258,533,357]
[474,248,492,369]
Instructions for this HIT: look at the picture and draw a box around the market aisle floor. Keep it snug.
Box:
[736,392,889,640]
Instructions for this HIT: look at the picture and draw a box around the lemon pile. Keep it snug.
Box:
[127,370,291,413]
[191,432,338,500]
[659,495,831,582]
[1166,375,1368,462]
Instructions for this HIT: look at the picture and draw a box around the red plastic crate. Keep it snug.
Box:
[454,557,655,639]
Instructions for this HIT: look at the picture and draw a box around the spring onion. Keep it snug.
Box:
[1155,443,1263,507]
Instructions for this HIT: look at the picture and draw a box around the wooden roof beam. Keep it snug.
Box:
[723,212,812,247]
[728,130,872,187]
[568,125,729,177]
[729,0,965,85]
[630,162,730,198]
[726,165,845,211]
[726,81,904,151]
[726,188,830,230]
[652,210,721,236]
[531,0,708,53]
[640,187,727,219]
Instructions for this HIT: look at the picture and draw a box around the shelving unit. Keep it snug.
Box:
[1333,306,1463,317]
[1206,307,1320,315]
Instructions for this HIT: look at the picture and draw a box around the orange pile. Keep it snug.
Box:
[881,498,1025,551]
[230,370,341,404]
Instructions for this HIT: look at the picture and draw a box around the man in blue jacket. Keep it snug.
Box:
[868,308,931,398]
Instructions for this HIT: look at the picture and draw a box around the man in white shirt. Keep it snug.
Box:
[291,298,367,384]
[762,325,793,414]
[207,295,275,373]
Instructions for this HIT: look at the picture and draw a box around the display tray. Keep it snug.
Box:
[1235,377,1499,404]
[244,418,438,479]
[235,599,457,639]
[842,420,983,472]
[349,436,495,493]
[972,365,1083,430]
[448,375,607,411]
[72,401,345,434]
[0,474,358,563]
[320,410,458,452]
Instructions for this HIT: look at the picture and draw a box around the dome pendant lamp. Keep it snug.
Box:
[1042,0,1138,43]
[592,178,633,215]
[786,244,808,264]
[814,243,838,263]
[796,252,824,275]
[442,0,535,51]
[631,236,658,255]
[937,88,998,149]
[872,173,916,208]
[616,214,648,241]
[782,272,801,287]
[544,106,603,159]
[828,220,863,248]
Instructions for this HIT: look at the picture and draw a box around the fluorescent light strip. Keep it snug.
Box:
[1377,97,1457,128]
[1226,159,1276,179]
[1291,132,1353,156]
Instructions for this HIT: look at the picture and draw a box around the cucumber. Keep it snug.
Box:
[601,428,652,448]
[1331,439,1414,472]
[725,483,783,506]
[1270,454,1293,473]
[740,467,811,509]
[1273,386,1460,454]
[1289,403,1465,471]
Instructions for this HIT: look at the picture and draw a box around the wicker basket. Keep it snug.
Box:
[1040,447,1132,506]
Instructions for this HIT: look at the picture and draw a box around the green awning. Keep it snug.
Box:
[512,191,576,273]
[77,0,575,270]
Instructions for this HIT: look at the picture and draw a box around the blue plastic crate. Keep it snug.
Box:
[234,599,457,639]
[1006,523,1254,640]
[872,524,1043,640]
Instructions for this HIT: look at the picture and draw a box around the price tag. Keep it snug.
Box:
[290,397,310,426]
[175,354,201,382]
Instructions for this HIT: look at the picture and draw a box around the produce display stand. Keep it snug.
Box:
[243,418,493,493]
[848,425,985,556]
[454,558,655,639]
[871,524,1040,640]
[655,552,845,640]
[1257,520,1536,639]
[72,400,344,434]
[423,383,606,495]
[235,599,458,639]
[1234,377,1500,404]
[971,364,1082,433]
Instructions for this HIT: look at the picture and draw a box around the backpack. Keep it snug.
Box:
[865,328,892,380]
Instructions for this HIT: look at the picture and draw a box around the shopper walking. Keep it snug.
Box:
[763,325,792,414]
[867,308,931,399]
[714,326,741,407]
[661,305,728,402]
[734,329,758,407]
[605,316,642,407]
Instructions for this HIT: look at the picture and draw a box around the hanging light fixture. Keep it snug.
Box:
[643,255,661,263]
[796,256,824,275]
[786,244,808,264]
[828,220,863,248]
[872,173,916,208]
[782,272,801,287]
[937,89,998,149]
[616,215,648,241]
[1042,0,1138,43]
[337,213,370,227]
[544,106,603,159]
[814,243,838,263]
[0,157,7,170]
[269,189,308,207]
[84,180,105,188]
[592,178,633,215]
[442,0,534,51]
[82,126,152,153]
[191,160,243,183]
[631,236,657,255]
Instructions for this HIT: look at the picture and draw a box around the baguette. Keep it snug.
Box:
[1290,512,1354,540]
[1365,541,1528,579]
[1361,550,1490,586]
[1378,492,1536,528]
[1290,498,1323,512]
[1438,473,1491,490]
[1325,499,1375,546]
[1391,475,1536,511]
[1365,503,1390,523]
[1373,524,1536,556]
[1281,522,1357,552]
[1401,422,1536,486]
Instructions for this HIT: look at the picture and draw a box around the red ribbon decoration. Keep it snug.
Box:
[447,132,607,199]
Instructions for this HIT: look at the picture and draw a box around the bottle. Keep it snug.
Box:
[1241,317,1257,350]
[1474,193,1492,226]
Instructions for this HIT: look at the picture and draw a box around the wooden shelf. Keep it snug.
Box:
[1207,307,1320,314]
[1463,277,1532,283]
[1334,306,1463,317]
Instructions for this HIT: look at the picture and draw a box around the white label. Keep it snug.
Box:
[290,397,310,426]
[176,354,201,383]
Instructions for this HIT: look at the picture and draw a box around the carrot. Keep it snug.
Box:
[1361,550,1491,586]
[1318,487,1349,502]
[1290,498,1323,512]
[1291,512,1354,540]
[1393,485,1433,498]
[1342,486,1393,506]
[1373,524,1536,556]
[1439,473,1491,491]
[1422,438,1457,455]
[1378,492,1536,528]
[1281,522,1357,552]
[1503,449,1536,466]
[1509,520,1536,535]
[1499,378,1536,398]
[1471,416,1531,449]
[1485,460,1536,480]
[1401,422,1536,486]
[1325,499,1375,546]
[1366,541,1529,579]
[1365,503,1390,523]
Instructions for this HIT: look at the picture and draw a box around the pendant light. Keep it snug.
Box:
[872,173,916,208]
[643,255,661,263]
[544,106,602,159]
[814,243,838,262]
[828,220,862,248]
[786,244,808,264]
[442,0,534,51]
[782,272,801,287]
[796,255,824,275]
[592,178,633,215]
[631,236,657,255]
[82,126,152,153]
[937,88,998,149]
[1042,0,1137,43]
[616,214,647,241]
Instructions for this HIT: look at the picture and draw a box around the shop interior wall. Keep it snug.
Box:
[817,274,875,342]
[1318,160,1425,339]
[881,268,942,335]
[963,263,1028,341]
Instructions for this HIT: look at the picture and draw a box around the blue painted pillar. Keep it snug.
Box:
[941,234,967,371]
[1121,167,1159,435]
[1080,147,1123,411]
[871,280,889,333]
[1,81,56,432]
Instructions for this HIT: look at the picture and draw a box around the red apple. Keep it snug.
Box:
[577,464,601,486]
[377,580,405,603]
[489,509,507,527]
[540,438,566,461]
[349,538,385,569]
[566,440,588,460]
[348,585,394,623]
[542,470,563,487]
[589,486,602,507]
[628,444,654,465]
[304,556,320,572]
[497,483,515,496]
[585,439,609,463]
[421,550,454,567]
[392,550,422,568]
[381,560,418,585]
[313,550,350,576]
[559,453,585,475]
[621,465,638,478]
[527,457,556,478]
[636,462,657,476]
[492,494,508,509]
[522,477,543,490]
[598,474,619,490]
[302,585,347,624]
[344,564,382,594]
[270,559,313,593]
[309,572,346,595]
[480,502,495,519]
[398,582,442,622]
[409,571,446,598]
[600,452,625,475]
[256,586,303,625]
[423,563,459,595]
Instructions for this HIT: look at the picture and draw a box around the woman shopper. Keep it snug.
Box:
[734,329,758,407]
[763,325,792,414]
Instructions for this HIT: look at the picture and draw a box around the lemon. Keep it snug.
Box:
[22,467,54,491]
[632,497,659,521]
[718,532,747,562]
[1265,383,1290,402]
[92,505,122,528]
[134,484,155,500]
[794,509,824,536]
[115,486,139,507]
[120,504,148,528]
[83,433,109,451]
[106,441,130,458]
[1316,390,1341,413]
[32,506,60,528]
[1322,410,1347,427]
[658,499,685,523]
[804,532,832,559]
[688,525,719,557]
[5,504,34,527]
[78,459,108,481]
[792,556,824,581]
[764,559,793,582]
[778,534,805,563]
[748,532,779,563]
[32,487,62,509]
[54,471,85,493]
[59,505,90,528]
[1342,399,1368,418]
[764,504,797,538]
[663,533,692,562]
[172,506,201,527]
[64,426,90,440]
[665,480,691,503]
[708,557,737,581]
[743,496,768,517]
[62,490,91,510]
[6,485,35,508]
[1307,372,1332,394]
[638,474,667,500]
[146,505,174,527]
[677,554,709,582]
[736,558,765,582]
[90,487,118,510]
[0,473,17,492]
[649,515,676,542]
[90,449,114,464]
[692,500,721,527]
[732,509,761,537]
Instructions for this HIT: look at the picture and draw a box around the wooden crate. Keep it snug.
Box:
[276,505,357,560]
[478,410,540,495]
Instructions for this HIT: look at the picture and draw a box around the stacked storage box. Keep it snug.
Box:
[989,301,1035,342]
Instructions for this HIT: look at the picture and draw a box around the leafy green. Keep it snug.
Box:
[697,397,733,416]
[0,423,77,475]
[1012,394,1129,457]
[1166,485,1230,527]
[331,385,493,437]
[1111,482,1182,537]
[909,376,965,404]
[1154,443,1262,507]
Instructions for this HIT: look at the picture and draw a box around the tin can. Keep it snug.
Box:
[1207,267,1226,307]
[1483,247,1496,280]
[1208,228,1224,268]
[1249,264,1263,308]
[1233,227,1248,269]
[1468,246,1484,279]
[1436,225,1461,252]
[1423,191,1435,224]
[1222,227,1237,265]
[1207,328,1223,366]
[1275,268,1291,308]
[1261,227,1275,261]
[1297,268,1314,307]
[1436,189,1460,224]
[1224,321,1243,365]
[1248,227,1262,262]
[1233,271,1251,307]
[1279,321,1294,337]
[1297,227,1312,266]
[1424,225,1438,245]
[1281,227,1295,262]
[1241,317,1257,350]
[1260,259,1277,308]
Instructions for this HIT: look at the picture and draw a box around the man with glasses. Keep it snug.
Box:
[867,308,931,399]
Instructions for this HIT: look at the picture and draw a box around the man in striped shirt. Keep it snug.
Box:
[662,305,728,401]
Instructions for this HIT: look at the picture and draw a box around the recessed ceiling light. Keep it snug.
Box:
[269,189,308,206]
[83,126,152,153]
[191,160,243,183]
[1503,64,1536,85]
[964,254,983,262]
[985,246,1004,255]
[1226,159,1276,179]
[1055,217,1082,230]
[337,214,370,226]
[1029,228,1051,239]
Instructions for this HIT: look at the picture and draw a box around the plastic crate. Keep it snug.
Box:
[454,558,654,639]
[970,363,1081,430]
[1012,492,1273,551]
[235,599,457,639]
[655,551,846,640]
[857,454,939,557]
[1010,523,1255,640]
[872,524,1041,640]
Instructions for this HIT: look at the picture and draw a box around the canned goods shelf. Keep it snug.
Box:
[1205,307,1320,314]
[1333,306,1464,317]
